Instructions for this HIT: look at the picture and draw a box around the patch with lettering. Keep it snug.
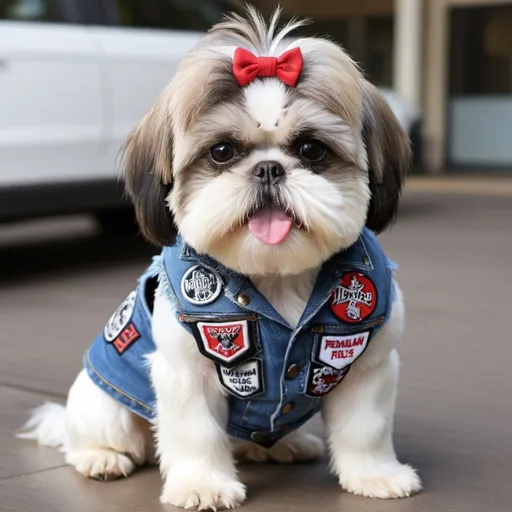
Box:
[194,320,257,368]
[216,359,264,399]
[110,322,141,355]
[305,363,349,397]
[181,265,222,305]
[330,273,377,323]
[316,331,371,371]
[103,291,141,354]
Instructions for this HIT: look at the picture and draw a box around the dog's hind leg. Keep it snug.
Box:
[19,369,154,480]
[233,428,325,463]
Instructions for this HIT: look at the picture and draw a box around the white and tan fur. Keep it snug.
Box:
[19,8,421,509]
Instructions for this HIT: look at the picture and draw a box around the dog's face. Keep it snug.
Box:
[124,9,410,276]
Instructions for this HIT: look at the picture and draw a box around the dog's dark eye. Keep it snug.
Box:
[299,140,327,163]
[210,142,235,163]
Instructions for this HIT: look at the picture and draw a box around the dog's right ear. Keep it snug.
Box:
[361,81,411,233]
[122,95,177,247]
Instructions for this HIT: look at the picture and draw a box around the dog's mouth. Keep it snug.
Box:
[246,206,303,246]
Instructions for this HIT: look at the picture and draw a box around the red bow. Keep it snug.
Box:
[232,47,303,87]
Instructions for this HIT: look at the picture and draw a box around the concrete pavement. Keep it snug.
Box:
[0,189,511,512]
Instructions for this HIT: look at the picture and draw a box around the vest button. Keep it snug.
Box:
[281,402,295,415]
[237,293,251,306]
[285,364,300,380]
[251,431,270,444]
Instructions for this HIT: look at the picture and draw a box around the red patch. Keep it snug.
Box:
[197,320,251,365]
[330,273,377,323]
[112,322,140,355]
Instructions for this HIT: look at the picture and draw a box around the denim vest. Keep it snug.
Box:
[85,228,396,446]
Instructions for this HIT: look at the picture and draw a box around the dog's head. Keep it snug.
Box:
[123,8,410,276]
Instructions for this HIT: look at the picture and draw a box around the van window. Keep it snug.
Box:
[113,0,240,31]
[0,0,62,22]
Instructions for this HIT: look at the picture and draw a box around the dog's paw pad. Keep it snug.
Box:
[268,432,325,463]
[161,475,246,510]
[343,463,422,499]
[66,448,135,480]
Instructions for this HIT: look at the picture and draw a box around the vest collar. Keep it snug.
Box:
[176,232,373,329]
[178,231,373,275]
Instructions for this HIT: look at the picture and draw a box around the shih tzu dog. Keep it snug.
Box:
[20,7,421,509]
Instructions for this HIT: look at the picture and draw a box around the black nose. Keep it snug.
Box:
[252,161,285,185]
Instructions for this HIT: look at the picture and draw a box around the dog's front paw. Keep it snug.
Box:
[340,461,422,499]
[161,471,246,510]
[66,448,135,480]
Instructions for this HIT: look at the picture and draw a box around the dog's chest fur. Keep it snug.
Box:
[250,267,320,329]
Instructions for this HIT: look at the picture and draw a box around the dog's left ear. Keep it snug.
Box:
[361,81,412,233]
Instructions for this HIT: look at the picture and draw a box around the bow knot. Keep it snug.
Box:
[232,47,303,87]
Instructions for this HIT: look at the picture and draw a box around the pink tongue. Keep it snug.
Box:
[248,208,293,245]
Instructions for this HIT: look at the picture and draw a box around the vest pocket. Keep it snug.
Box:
[304,324,377,397]
[178,313,258,323]
[310,314,385,334]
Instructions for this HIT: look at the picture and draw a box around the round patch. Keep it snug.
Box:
[104,291,137,342]
[306,364,349,397]
[330,273,377,323]
[181,265,222,305]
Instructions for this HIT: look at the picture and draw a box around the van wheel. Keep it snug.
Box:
[95,208,138,235]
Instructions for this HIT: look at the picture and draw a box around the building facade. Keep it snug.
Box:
[255,0,512,173]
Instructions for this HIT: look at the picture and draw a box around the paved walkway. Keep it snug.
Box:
[0,188,511,512]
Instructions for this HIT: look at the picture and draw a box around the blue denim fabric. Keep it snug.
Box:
[85,228,396,445]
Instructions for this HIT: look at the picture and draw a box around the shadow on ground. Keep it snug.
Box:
[0,219,156,285]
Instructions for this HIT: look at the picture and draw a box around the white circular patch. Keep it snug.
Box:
[181,265,222,305]
[103,291,137,342]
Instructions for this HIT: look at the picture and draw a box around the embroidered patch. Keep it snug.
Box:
[103,291,141,354]
[316,331,371,371]
[305,363,349,397]
[111,322,141,355]
[104,291,136,341]
[216,359,264,399]
[330,273,377,323]
[181,265,222,305]
[195,320,257,368]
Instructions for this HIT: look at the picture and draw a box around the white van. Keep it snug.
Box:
[0,0,421,230]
